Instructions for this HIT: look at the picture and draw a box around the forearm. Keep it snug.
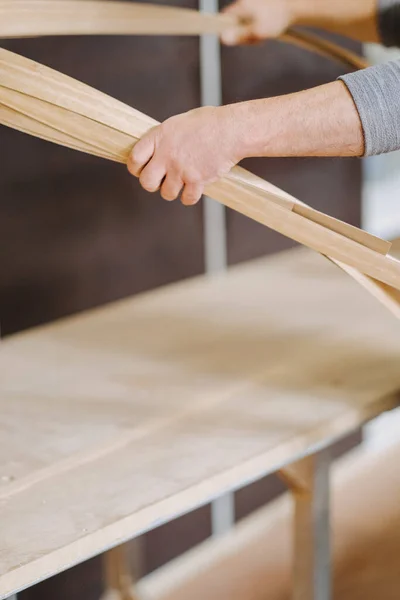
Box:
[233,81,364,159]
[289,0,379,43]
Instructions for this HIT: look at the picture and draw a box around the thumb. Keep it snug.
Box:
[127,130,157,177]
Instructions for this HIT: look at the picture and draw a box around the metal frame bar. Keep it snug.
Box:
[211,492,235,537]
[199,0,227,275]
[280,449,332,600]
[199,0,233,535]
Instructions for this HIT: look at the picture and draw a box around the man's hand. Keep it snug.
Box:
[221,0,296,45]
[128,82,364,203]
[128,105,244,205]
[221,0,379,45]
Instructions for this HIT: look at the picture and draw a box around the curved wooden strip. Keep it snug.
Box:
[283,29,369,71]
[0,48,399,313]
[0,0,366,72]
[0,0,236,37]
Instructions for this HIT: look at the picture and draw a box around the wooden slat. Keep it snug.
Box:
[0,0,370,73]
[0,248,400,598]
[230,166,392,256]
[282,29,369,71]
[0,0,236,38]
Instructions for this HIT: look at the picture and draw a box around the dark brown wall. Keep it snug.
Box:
[1,5,362,598]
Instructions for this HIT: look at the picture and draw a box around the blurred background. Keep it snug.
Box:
[1,1,399,598]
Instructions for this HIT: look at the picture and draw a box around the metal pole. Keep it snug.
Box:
[211,492,235,536]
[199,0,228,274]
[280,449,331,600]
[199,0,233,535]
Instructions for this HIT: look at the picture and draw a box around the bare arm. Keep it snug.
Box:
[128,81,363,205]
[235,81,363,158]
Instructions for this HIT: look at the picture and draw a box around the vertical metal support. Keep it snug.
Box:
[199,0,228,274]
[211,492,235,536]
[280,449,331,600]
[199,0,233,536]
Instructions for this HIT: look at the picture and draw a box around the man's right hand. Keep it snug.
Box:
[221,0,297,45]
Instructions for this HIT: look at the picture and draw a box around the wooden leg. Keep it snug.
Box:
[103,544,141,600]
[280,449,331,600]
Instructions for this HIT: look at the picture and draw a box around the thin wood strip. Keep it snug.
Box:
[283,29,369,71]
[0,103,120,161]
[0,0,237,37]
[0,86,131,162]
[1,49,399,309]
[0,1,366,73]
[230,166,391,256]
[328,259,400,320]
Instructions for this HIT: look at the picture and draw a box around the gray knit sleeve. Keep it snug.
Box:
[379,0,400,47]
[337,1,400,156]
[339,61,400,156]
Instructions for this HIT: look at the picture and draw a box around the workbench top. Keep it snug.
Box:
[1,248,399,598]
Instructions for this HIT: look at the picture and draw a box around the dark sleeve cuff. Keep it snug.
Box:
[339,60,400,156]
[378,0,400,47]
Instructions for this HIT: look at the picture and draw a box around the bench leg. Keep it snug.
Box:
[103,544,141,600]
[280,449,331,600]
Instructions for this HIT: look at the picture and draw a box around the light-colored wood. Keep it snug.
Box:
[0,0,237,37]
[0,248,400,598]
[283,458,316,600]
[231,165,391,256]
[282,29,369,71]
[104,546,140,600]
[1,48,400,315]
[0,0,369,73]
[137,441,400,600]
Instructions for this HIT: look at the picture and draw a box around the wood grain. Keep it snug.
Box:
[0,248,400,598]
[0,48,399,314]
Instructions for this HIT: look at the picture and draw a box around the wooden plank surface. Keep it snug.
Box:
[1,248,400,598]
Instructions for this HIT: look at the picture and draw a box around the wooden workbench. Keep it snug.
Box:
[1,248,400,599]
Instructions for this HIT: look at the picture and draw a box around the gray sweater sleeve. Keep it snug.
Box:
[338,0,400,156]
